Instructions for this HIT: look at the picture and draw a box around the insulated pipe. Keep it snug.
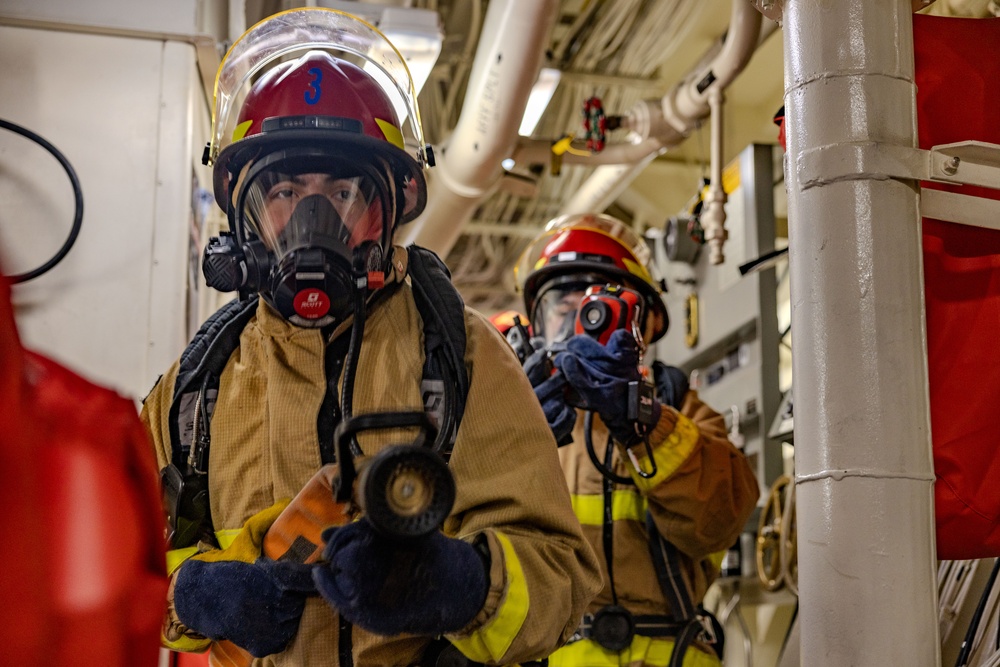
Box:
[400,0,559,255]
[661,0,762,134]
[228,0,245,44]
[784,1,940,665]
[701,88,727,264]
[559,0,763,215]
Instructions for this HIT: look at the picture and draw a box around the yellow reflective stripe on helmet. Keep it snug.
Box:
[449,532,529,663]
[572,490,648,526]
[161,632,212,653]
[622,256,654,285]
[232,119,253,142]
[549,636,720,667]
[629,414,700,493]
[166,547,200,576]
[375,118,405,149]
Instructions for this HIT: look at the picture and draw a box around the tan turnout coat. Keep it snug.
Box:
[142,247,602,666]
[548,390,760,666]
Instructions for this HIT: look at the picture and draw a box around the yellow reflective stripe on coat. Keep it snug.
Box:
[161,632,211,653]
[549,637,720,667]
[215,528,241,550]
[572,490,648,526]
[629,415,700,493]
[449,532,529,663]
[166,546,199,576]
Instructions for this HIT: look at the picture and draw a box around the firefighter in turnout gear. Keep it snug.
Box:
[514,213,760,666]
[141,9,600,666]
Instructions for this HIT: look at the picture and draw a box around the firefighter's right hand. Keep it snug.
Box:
[524,348,576,446]
[314,519,489,637]
[173,557,317,657]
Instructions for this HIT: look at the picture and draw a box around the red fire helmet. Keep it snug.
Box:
[515,213,668,342]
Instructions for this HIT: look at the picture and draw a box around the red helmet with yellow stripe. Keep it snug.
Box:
[515,213,668,343]
[206,9,430,225]
[213,51,426,225]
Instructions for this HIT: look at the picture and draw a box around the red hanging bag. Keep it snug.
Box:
[914,13,1000,560]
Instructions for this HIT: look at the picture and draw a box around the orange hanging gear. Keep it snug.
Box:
[488,309,531,337]
[0,273,167,665]
[914,14,1000,560]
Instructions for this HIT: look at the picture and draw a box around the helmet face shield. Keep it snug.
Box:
[239,152,397,261]
[200,9,435,328]
[208,9,429,225]
[208,8,427,170]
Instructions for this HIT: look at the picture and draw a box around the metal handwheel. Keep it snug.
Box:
[779,477,798,596]
[756,474,791,591]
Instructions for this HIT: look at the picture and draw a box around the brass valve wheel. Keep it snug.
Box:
[756,474,791,591]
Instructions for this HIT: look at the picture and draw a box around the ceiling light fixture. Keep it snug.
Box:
[318,1,443,95]
[518,68,561,137]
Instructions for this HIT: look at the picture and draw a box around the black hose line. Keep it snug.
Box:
[0,118,84,284]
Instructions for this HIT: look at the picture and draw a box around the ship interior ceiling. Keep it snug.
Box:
[372,0,995,318]
[2,0,1000,666]
[419,0,789,317]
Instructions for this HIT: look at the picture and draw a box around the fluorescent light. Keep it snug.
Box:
[518,68,561,137]
[378,7,442,95]
[319,1,442,95]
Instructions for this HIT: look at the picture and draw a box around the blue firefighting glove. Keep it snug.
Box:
[314,519,490,637]
[524,347,577,446]
[652,360,689,411]
[554,329,661,445]
[173,557,318,657]
[172,500,319,658]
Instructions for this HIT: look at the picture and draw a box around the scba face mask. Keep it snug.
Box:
[204,151,401,328]
[533,282,588,348]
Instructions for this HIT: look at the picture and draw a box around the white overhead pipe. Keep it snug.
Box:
[228,0,245,45]
[400,0,559,255]
[784,0,940,664]
[701,88,727,264]
[558,0,765,215]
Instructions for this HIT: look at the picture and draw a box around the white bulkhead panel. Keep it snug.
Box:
[0,23,205,400]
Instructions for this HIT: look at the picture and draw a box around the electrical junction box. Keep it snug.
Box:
[653,144,784,497]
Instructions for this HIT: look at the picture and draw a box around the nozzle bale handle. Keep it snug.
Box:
[262,411,453,566]
[332,411,438,502]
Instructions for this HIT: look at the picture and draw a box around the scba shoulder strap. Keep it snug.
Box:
[407,244,469,458]
[168,296,258,470]
[163,245,469,548]
[646,512,725,664]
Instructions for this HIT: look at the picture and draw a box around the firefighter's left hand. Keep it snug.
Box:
[554,330,660,445]
[314,519,490,636]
